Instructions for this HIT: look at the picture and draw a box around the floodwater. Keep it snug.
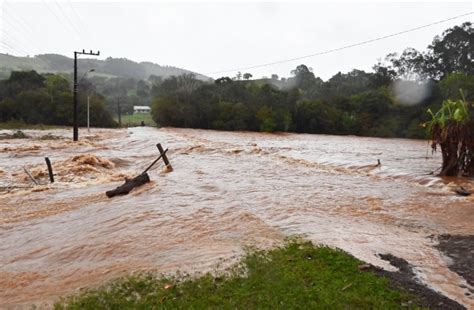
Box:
[0,127,473,308]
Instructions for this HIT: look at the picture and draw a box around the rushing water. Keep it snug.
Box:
[0,127,473,308]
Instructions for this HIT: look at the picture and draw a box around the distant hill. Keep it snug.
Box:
[0,53,211,81]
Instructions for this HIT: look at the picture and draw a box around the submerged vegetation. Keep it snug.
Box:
[55,240,422,309]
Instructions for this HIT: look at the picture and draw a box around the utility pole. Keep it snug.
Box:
[87,95,90,132]
[117,98,122,127]
[73,49,99,141]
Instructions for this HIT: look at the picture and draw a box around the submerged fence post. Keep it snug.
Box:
[23,166,38,185]
[45,157,54,183]
[156,143,172,170]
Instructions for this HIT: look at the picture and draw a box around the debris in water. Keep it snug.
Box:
[106,173,151,198]
[454,186,471,196]
[157,143,173,171]
[105,144,170,198]
[23,166,38,185]
[358,263,371,270]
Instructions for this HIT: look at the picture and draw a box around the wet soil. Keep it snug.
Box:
[375,253,465,309]
[435,235,474,287]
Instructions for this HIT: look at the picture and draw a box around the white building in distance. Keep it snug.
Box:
[133,106,151,114]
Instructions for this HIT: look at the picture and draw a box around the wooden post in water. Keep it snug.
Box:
[106,173,150,198]
[117,98,121,127]
[23,166,38,185]
[156,143,172,170]
[45,157,54,183]
[106,147,169,198]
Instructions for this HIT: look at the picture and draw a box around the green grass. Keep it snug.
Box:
[55,240,423,309]
[116,113,156,127]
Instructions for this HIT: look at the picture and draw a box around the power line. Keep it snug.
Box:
[41,0,82,43]
[52,0,87,43]
[1,30,31,55]
[1,12,43,54]
[206,11,473,75]
[0,40,24,56]
[66,0,100,48]
[2,1,43,54]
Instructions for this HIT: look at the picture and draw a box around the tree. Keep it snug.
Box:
[425,22,473,79]
[243,73,252,80]
[0,98,17,121]
[439,73,474,101]
[384,22,473,80]
[371,61,397,87]
[2,70,45,98]
[271,74,279,80]
[426,94,474,176]
[177,73,202,96]
[136,79,150,99]
[291,64,317,91]
[236,71,242,80]
[256,105,277,132]
[78,93,117,127]
[0,70,116,127]
[151,76,178,98]
[322,70,373,100]
[215,77,233,84]
[45,74,70,98]
[386,48,426,80]
[294,99,341,134]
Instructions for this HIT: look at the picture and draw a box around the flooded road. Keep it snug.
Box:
[1,127,473,308]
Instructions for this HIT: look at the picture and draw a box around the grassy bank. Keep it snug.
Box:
[116,113,156,127]
[55,240,422,309]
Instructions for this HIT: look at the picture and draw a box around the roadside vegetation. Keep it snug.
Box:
[55,240,423,309]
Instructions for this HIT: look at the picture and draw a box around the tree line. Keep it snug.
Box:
[0,70,116,127]
[151,22,473,139]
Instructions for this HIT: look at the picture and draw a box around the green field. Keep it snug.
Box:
[55,240,423,309]
[116,113,156,127]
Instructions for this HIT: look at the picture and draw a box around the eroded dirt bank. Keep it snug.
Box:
[0,127,473,308]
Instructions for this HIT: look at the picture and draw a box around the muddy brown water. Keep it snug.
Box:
[0,127,473,308]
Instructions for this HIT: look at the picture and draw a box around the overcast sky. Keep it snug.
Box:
[0,1,472,80]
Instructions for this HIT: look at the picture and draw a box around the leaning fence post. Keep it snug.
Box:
[156,143,172,170]
[45,157,54,183]
[23,166,38,185]
[106,143,172,198]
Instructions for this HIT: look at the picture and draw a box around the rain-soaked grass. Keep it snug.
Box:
[116,113,156,127]
[55,240,423,309]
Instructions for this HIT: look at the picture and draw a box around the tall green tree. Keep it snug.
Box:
[426,22,473,79]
